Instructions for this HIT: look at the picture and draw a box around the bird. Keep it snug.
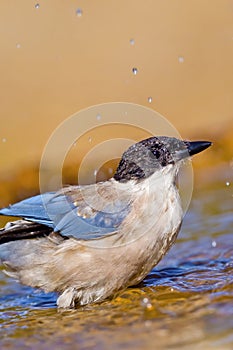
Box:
[0,136,211,308]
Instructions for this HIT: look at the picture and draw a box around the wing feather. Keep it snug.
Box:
[0,182,131,240]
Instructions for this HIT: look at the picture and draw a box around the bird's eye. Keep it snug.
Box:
[154,150,161,159]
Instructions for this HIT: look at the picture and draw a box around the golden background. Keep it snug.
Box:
[0,4,233,346]
[0,0,232,205]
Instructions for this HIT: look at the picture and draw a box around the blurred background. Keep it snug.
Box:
[0,0,232,207]
[0,2,233,349]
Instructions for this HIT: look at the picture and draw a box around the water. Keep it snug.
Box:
[178,56,185,63]
[129,39,135,46]
[0,181,233,349]
[132,67,138,75]
[76,8,83,17]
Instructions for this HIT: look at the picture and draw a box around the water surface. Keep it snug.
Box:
[0,181,232,349]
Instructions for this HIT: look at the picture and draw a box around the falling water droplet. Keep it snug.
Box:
[129,38,135,46]
[212,240,217,248]
[132,67,138,75]
[148,96,152,103]
[35,3,40,9]
[226,181,230,186]
[88,137,92,143]
[96,114,101,121]
[108,168,113,175]
[16,43,21,49]
[76,8,83,17]
[94,169,98,176]
[2,138,6,143]
[178,56,184,63]
[141,297,153,310]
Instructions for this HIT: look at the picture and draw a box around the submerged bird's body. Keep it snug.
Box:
[0,136,211,308]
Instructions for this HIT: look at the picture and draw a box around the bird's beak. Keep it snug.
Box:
[174,140,212,161]
[185,141,212,156]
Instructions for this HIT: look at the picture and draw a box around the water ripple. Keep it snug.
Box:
[0,183,233,349]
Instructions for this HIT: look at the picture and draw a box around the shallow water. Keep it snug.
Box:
[0,181,232,349]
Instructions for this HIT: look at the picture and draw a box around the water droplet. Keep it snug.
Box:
[178,56,184,63]
[94,169,98,176]
[96,114,101,121]
[76,8,83,17]
[141,297,153,310]
[16,43,21,49]
[148,96,152,103]
[2,138,6,143]
[88,137,92,143]
[226,181,230,186]
[129,38,135,46]
[212,240,217,248]
[108,168,113,175]
[132,67,138,75]
[170,287,174,292]
[35,3,40,9]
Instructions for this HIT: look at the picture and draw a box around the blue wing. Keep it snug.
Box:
[0,190,130,240]
[0,193,55,227]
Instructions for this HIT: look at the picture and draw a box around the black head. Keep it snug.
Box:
[114,136,211,182]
